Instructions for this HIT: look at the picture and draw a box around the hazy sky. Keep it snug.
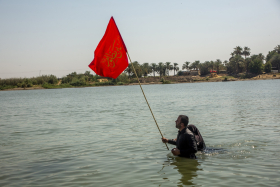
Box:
[0,0,280,78]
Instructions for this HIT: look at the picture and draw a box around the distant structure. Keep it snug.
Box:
[190,70,199,75]
[181,70,190,75]
[98,79,108,82]
[271,67,279,73]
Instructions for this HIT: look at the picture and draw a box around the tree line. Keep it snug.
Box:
[0,71,130,90]
[124,45,280,77]
[225,45,280,75]
[1,45,279,90]
[124,61,180,78]
[0,75,59,90]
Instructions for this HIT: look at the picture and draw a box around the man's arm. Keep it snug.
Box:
[162,137,177,145]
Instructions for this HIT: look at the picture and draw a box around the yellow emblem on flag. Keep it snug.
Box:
[101,36,123,68]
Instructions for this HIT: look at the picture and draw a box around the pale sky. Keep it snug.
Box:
[0,0,280,79]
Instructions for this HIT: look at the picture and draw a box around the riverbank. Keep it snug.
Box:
[1,73,279,91]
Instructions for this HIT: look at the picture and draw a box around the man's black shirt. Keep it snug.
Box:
[168,127,197,158]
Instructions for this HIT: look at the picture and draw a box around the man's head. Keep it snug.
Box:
[175,115,189,130]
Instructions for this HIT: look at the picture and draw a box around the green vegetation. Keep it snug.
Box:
[112,73,129,84]
[0,75,59,90]
[0,85,14,90]
[174,45,279,76]
[221,76,234,80]
[238,73,253,79]
[1,45,279,91]
[160,78,172,84]
[177,71,184,76]
[0,71,133,90]
[264,61,272,73]
[42,83,72,89]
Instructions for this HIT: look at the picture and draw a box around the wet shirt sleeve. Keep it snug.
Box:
[168,139,177,145]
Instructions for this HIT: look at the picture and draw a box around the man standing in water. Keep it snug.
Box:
[162,115,206,158]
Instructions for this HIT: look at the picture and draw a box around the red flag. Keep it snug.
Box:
[89,17,129,79]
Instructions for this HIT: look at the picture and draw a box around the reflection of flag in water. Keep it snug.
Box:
[89,17,129,79]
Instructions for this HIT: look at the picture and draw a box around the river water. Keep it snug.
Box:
[0,79,280,186]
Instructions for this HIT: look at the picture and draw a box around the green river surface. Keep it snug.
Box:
[1,79,280,186]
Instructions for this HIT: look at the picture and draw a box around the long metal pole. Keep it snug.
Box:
[126,52,169,150]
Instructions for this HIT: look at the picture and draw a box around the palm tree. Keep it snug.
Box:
[274,45,280,54]
[214,59,222,73]
[258,53,265,61]
[162,64,167,76]
[175,66,180,75]
[131,61,142,78]
[194,61,200,70]
[169,65,174,76]
[269,53,280,72]
[125,64,133,78]
[173,63,178,75]
[245,58,252,73]
[234,46,243,56]
[229,52,235,61]
[151,63,157,77]
[243,46,251,59]
[141,63,151,77]
[84,71,91,82]
[157,62,164,77]
[231,55,244,74]
[266,50,278,62]
[198,61,211,75]
[190,61,200,71]
[84,71,90,76]
[209,61,214,71]
[165,62,171,76]
[223,60,228,67]
[182,61,190,71]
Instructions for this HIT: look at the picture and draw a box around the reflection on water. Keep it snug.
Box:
[163,149,226,186]
[160,155,201,186]
[171,157,200,186]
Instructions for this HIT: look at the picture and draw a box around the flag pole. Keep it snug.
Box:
[126,52,169,150]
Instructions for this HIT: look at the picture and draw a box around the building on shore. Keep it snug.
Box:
[190,70,199,75]
[271,67,279,73]
[98,79,108,82]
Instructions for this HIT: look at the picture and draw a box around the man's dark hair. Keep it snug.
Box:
[179,115,189,127]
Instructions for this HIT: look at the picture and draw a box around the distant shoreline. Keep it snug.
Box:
[1,73,279,91]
